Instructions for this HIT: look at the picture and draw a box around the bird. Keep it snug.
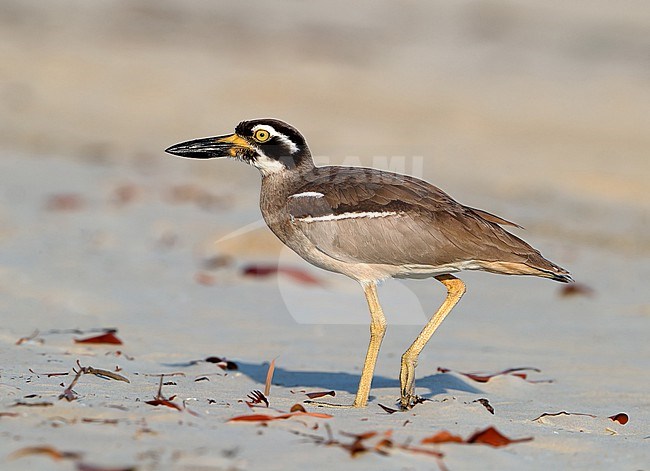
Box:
[165,118,572,410]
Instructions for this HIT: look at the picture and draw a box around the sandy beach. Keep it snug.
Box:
[1,1,649,470]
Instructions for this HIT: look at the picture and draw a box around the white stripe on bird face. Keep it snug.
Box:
[296,211,403,223]
[251,149,288,176]
[289,192,325,199]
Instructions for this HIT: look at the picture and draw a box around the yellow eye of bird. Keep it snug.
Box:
[253,129,271,143]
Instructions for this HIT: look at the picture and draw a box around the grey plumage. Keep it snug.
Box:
[166,118,572,409]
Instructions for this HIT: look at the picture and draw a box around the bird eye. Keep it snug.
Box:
[253,129,271,143]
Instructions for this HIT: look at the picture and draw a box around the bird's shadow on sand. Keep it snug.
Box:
[235,361,482,399]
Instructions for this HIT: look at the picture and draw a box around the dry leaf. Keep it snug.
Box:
[45,194,85,211]
[532,411,597,422]
[81,418,119,425]
[9,445,82,461]
[305,390,336,400]
[473,398,495,414]
[202,255,233,270]
[264,358,276,397]
[467,426,532,447]
[421,426,532,448]
[290,403,307,413]
[77,463,136,471]
[12,401,53,407]
[378,403,400,414]
[609,413,629,425]
[421,431,464,444]
[228,411,333,423]
[559,283,595,298]
[437,366,550,383]
[194,272,216,286]
[242,265,322,285]
[205,356,238,370]
[74,331,122,345]
[145,398,182,411]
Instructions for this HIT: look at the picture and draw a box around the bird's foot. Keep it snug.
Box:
[400,391,429,410]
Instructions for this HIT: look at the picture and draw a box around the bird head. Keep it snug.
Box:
[165,118,313,175]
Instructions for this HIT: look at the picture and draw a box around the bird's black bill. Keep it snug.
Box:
[165,133,251,159]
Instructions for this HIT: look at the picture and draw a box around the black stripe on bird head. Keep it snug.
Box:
[236,119,312,170]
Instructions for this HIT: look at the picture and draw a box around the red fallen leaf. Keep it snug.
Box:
[467,426,533,447]
[145,399,182,411]
[9,445,82,460]
[421,427,531,448]
[228,413,279,422]
[421,431,464,444]
[194,272,216,286]
[111,183,140,206]
[437,366,549,383]
[341,431,379,440]
[305,390,336,400]
[608,413,629,425]
[277,267,322,285]
[74,331,122,345]
[45,194,85,211]
[242,265,322,285]
[559,283,595,298]
[228,411,333,422]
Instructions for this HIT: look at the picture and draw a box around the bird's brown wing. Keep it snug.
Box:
[287,167,568,279]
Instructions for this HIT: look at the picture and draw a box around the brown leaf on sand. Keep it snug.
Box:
[145,376,182,411]
[242,265,323,286]
[194,272,216,286]
[421,431,464,444]
[111,183,140,207]
[609,413,629,425]
[145,398,182,411]
[421,427,532,448]
[559,283,595,298]
[473,398,495,414]
[437,366,551,383]
[305,390,336,400]
[290,403,307,413]
[228,411,333,423]
[264,358,276,397]
[77,463,136,471]
[45,193,85,211]
[16,330,43,345]
[532,411,597,422]
[74,330,122,345]
[9,445,82,461]
[467,427,533,447]
[377,403,400,414]
[204,356,238,370]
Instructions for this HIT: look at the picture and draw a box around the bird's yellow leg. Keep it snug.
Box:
[307,282,386,409]
[399,274,465,409]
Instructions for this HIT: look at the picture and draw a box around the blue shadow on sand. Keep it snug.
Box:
[234,360,482,398]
